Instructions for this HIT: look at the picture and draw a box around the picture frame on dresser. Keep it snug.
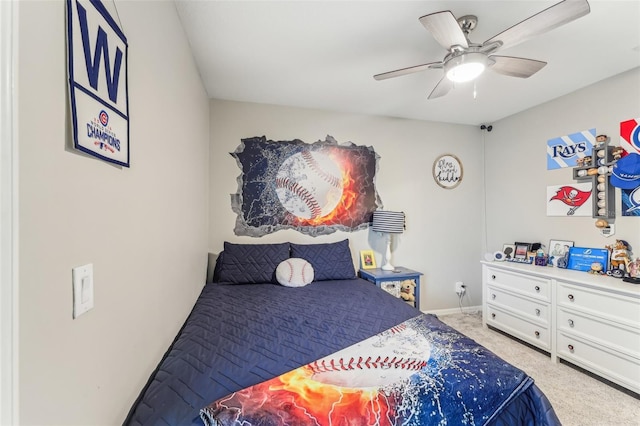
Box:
[502,244,515,260]
[514,243,531,260]
[549,239,574,268]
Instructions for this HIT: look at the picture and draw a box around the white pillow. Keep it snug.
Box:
[276,258,314,287]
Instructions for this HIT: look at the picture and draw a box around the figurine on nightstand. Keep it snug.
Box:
[399,280,416,306]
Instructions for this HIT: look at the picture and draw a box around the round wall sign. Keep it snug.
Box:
[432,154,463,189]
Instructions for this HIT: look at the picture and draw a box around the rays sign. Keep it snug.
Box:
[67,0,129,167]
[546,129,595,170]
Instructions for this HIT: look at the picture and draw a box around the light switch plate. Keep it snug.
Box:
[72,263,94,319]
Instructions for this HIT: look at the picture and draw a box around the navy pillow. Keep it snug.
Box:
[216,242,291,284]
[290,239,356,281]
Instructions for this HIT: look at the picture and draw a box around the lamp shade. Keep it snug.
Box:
[371,211,405,234]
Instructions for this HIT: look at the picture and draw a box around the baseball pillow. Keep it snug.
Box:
[276,258,314,287]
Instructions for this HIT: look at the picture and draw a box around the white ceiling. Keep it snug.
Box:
[174,1,640,126]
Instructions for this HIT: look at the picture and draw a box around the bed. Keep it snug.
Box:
[125,240,560,426]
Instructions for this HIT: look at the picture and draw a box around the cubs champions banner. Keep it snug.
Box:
[67,0,129,167]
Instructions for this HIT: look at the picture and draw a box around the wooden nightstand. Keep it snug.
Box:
[359,267,422,310]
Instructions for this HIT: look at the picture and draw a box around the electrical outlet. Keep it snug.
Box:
[455,281,465,295]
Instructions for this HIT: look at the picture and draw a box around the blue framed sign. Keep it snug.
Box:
[67,0,129,167]
[546,129,595,170]
[567,247,609,272]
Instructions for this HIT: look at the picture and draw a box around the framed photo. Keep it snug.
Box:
[502,244,516,260]
[548,239,574,267]
[514,243,531,260]
[360,250,376,269]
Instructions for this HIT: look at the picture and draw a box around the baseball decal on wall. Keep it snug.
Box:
[276,150,344,219]
[231,135,381,237]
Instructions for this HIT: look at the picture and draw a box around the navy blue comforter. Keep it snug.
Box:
[124,279,559,425]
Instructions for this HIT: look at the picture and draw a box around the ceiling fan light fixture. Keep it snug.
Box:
[445,52,488,83]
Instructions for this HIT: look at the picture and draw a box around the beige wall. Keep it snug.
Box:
[210,69,640,315]
[17,1,209,424]
[14,1,638,422]
[486,68,640,255]
[209,100,485,312]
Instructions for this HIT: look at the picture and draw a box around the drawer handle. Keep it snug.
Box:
[568,294,574,301]
[535,308,541,316]
[491,275,496,280]
[491,313,496,319]
[491,294,496,300]
[568,319,574,327]
[534,331,540,338]
[568,344,574,352]
[534,286,540,292]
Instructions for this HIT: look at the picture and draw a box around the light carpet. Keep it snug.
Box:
[438,311,640,426]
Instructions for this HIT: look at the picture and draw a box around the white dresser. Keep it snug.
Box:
[481,261,640,394]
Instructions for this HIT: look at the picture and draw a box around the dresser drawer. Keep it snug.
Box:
[557,308,640,355]
[487,285,549,325]
[486,305,550,350]
[485,268,550,301]
[557,282,640,325]
[557,331,640,393]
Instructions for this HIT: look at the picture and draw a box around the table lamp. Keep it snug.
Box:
[371,210,405,271]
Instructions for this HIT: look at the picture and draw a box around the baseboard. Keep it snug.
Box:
[423,305,482,316]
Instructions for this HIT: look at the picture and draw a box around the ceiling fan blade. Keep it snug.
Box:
[428,76,454,99]
[374,62,442,81]
[484,0,590,52]
[419,11,468,50]
[489,56,547,78]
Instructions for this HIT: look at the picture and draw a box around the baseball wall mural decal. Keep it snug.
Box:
[275,150,344,220]
[231,135,381,237]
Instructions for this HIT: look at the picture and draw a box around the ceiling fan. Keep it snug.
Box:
[374,0,591,99]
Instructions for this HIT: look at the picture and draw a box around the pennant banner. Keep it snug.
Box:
[547,183,593,216]
[67,0,129,167]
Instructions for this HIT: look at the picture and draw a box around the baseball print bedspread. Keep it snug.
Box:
[200,314,539,426]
